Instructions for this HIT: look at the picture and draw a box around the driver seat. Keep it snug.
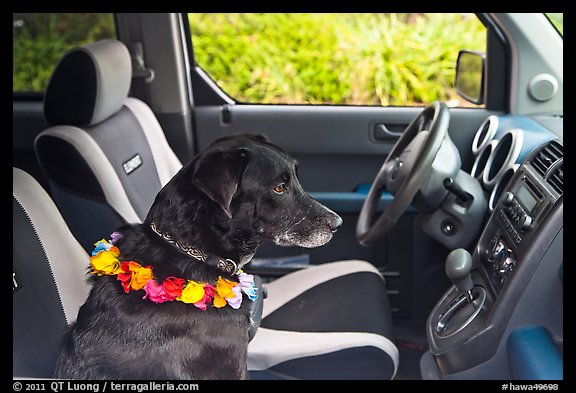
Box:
[32,39,399,379]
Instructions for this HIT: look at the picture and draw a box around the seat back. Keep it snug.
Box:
[35,39,182,251]
[13,167,91,378]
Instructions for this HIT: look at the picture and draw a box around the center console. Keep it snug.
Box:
[421,141,563,378]
[483,173,552,289]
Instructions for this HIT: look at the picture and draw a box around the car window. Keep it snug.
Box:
[545,13,563,36]
[13,13,116,93]
[188,13,486,107]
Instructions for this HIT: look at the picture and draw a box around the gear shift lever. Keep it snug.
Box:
[445,248,474,303]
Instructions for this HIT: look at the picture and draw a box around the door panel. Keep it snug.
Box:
[194,104,496,191]
[195,105,417,193]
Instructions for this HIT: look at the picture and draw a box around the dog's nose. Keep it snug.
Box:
[329,215,343,233]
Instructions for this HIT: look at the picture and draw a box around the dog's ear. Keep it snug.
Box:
[246,133,269,143]
[192,148,249,219]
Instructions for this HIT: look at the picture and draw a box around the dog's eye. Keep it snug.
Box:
[273,184,286,194]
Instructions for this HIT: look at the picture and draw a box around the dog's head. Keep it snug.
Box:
[147,134,342,257]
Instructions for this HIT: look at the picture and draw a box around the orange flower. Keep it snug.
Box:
[213,293,227,308]
[117,262,154,293]
[213,276,239,308]
[216,276,237,298]
[132,263,153,290]
[109,245,120,256]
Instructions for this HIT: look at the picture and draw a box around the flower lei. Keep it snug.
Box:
[89,232,258,310]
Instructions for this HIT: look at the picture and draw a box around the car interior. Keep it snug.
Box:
[13,13,563,381]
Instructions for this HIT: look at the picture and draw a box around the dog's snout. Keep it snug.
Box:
[329,215,343,233]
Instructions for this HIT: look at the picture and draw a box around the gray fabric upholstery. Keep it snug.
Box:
[44,39,132,127]
[249,261,399,379]
[13,168,90,377]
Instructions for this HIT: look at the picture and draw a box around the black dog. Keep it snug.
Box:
[53,134,342,380]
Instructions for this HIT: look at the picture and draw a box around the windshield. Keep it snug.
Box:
[545,13,563,37]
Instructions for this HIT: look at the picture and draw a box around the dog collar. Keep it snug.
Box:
[89,233,258,310]
[149,221,239,275]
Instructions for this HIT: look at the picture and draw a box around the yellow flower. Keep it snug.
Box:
[90,250,122,276]
[178,280,205,304]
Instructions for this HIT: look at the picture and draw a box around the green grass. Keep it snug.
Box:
[188,13,486,106]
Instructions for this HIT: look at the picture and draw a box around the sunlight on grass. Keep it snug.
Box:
[188,13,486,106]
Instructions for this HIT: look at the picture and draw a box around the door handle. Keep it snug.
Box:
[373,123,404,141]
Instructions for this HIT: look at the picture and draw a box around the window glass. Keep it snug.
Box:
[545,13,563,36]
[13,13,116,93]
[188,13,486,107]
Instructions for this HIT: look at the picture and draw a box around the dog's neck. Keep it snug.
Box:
[149,221,254,275]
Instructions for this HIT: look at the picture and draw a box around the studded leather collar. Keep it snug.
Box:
[149,221,238,275]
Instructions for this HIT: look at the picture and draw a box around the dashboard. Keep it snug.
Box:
[421,114,563,379]
[469,114,558,211]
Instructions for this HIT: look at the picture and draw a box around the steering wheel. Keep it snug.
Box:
[356,101,450,246]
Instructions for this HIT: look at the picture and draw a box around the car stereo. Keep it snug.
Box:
[498,175,546,243]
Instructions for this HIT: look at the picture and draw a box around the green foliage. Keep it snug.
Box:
[13,13,115,92]
[188,13,486,106]
[13,12,487,107]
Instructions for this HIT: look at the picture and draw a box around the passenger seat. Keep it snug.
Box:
[35,39,181,252]
[13,167,90,377]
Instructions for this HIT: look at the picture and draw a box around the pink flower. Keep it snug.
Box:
[193,284,216,310]
[143,280,173,303]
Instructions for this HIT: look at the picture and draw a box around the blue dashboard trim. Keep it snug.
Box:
[493,115,557,163]
[507,326,563,380]
[309,189,417,214]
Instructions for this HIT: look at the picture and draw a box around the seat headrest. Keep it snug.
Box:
[44,39,132,127]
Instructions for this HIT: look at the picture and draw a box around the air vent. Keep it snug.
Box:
[531,140,563,177]
[472,115,498,155]
[548,162,563,195]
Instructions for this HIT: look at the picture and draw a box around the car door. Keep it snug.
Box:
[184,13,507,321]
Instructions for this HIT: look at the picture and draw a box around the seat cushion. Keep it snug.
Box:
[248,260,398,379]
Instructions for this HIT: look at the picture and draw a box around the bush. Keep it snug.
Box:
[13,13,115,92]
[188,13,486,106]
[13,13,488,107]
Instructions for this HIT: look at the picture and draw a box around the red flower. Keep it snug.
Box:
[117,262,134,293]
[163,276,186,299]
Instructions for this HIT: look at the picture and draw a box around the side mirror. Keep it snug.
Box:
[455,50,485,105]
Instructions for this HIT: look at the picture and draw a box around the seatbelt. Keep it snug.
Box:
[126,42,155,101]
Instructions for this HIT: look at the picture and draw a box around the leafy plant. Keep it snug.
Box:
[13,13,115,92]
[188,13,486,106]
